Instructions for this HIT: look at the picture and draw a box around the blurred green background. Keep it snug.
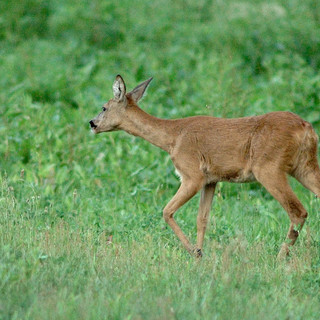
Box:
[1,0,320,319]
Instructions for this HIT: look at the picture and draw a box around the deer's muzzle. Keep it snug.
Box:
[89,120,97,129]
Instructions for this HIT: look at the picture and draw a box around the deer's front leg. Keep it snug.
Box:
[163,178,204,255]
[196,183,216,256]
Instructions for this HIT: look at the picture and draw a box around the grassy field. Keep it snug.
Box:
[1,0,320,319]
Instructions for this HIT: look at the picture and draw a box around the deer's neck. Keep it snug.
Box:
[120,106,175,153]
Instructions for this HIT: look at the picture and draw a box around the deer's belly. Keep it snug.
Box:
[203,166,256,183]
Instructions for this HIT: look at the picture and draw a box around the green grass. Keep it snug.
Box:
[1,0,320,319]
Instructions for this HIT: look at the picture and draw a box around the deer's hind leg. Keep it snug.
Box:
[253,167,308,257]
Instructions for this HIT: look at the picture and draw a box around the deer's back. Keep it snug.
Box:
[170,111,316,183]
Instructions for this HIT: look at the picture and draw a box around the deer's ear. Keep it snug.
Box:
[113,75,126,101]
[128,77,153,103]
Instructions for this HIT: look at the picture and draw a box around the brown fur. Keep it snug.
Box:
[90,75,320,258]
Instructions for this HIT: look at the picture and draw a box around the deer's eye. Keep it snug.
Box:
[102,107,106,111]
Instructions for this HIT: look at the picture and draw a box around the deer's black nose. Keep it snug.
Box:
[89,120,97,128]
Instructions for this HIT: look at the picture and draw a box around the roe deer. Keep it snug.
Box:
[89,75,320,258]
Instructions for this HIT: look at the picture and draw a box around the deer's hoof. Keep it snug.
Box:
[194,248,203,258]
[277,243,290,261]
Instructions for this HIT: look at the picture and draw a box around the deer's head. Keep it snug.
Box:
[89,75,152,133]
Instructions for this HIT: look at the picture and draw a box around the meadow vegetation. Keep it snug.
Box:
[1,0,320,319]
